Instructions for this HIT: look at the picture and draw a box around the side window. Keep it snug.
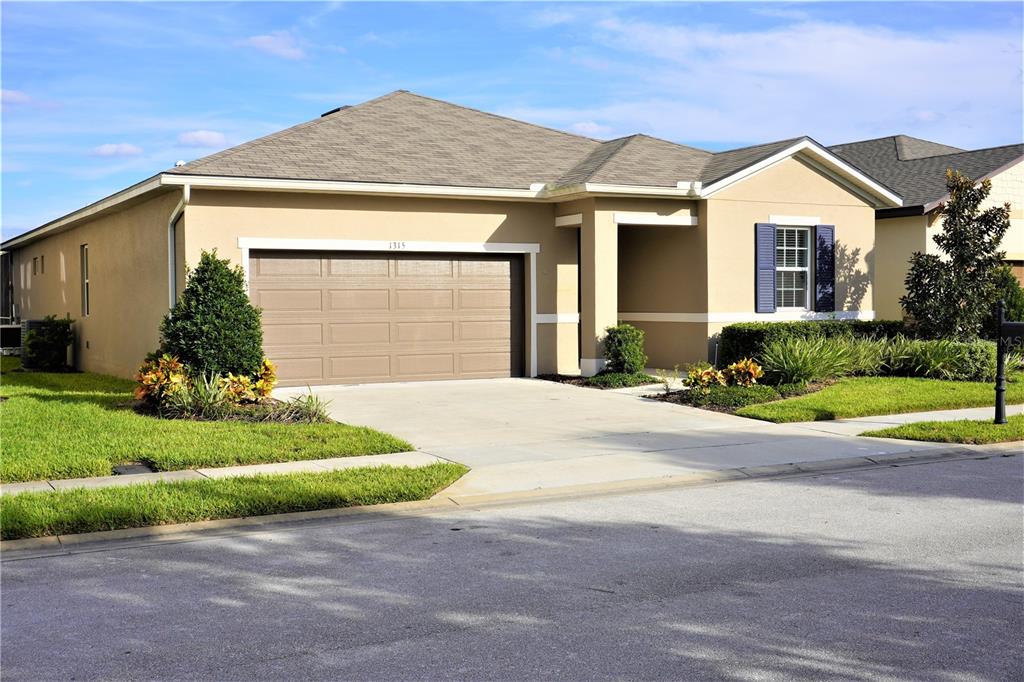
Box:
[80,244,90,316]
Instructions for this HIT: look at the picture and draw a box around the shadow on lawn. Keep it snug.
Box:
[2,469,1021,680]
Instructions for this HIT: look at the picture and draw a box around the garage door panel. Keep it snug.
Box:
[460,320,511,341]
[254,256,323,277]
[460,289,511,310]
[395,258,454,277]
[395,321,454,343]
[329,356,391,380]
[395,289,454,310]
[257,289,323,312]
[396,353,455,377]
[251,251,523,386]
[273,357,325,382]
[328,322,390,345]
[460,352,512,374]
[328,256,390,277]
[264,323,323,346]
[328,289,390,311]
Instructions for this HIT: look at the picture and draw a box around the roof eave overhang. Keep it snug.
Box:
[700,139,904,209]
[1,175,166,250]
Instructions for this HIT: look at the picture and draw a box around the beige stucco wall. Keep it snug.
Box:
[873,215,928,320]
[184,190,582,376]
[10,191,181,377]
[706,156,877,316]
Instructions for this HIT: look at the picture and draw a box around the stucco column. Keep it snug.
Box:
[579,210,618,376]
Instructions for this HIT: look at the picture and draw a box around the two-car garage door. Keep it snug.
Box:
[249,251,524,386]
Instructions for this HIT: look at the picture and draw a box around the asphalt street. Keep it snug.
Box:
[2,454,1022,681]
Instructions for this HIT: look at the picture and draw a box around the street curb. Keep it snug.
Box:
[1,445,1017,559]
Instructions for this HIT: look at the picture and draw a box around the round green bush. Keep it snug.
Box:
[160,251,264,377]
[602,323,648,374]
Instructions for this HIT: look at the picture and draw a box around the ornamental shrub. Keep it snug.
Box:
[717,320,908,366]
[602,323,647,374]
[160,250,264,377]
[684,364,726,395]
[759,336,854,385]
[884,337,996,382]
[723,358,764,386]
[22,316,75,371]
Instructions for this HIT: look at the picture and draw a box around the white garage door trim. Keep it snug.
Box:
[238,237,541,377]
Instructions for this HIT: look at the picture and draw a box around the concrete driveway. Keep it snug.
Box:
[279,379,946,496]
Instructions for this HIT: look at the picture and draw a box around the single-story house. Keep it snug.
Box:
[829,135,1024,319]
[0,91,1016,386]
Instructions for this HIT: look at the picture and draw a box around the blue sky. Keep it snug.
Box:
[2,1,1022,239]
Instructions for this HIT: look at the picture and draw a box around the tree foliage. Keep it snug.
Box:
[160,250,264,377]
[901,170,1011,339]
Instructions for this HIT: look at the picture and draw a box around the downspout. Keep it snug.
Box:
[167,183,190,309]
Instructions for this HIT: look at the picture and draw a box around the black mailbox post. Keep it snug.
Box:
[994,299,1024,424]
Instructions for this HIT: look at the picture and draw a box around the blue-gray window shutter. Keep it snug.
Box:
[755,223,777,313]
[814,224,835,312]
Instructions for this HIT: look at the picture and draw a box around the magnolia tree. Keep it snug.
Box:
[901,170,1011,339]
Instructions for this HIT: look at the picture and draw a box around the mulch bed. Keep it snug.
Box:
[536,373,598,388]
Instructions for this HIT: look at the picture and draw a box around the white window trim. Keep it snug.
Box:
[80,244,90,317]
[236,237,541,377]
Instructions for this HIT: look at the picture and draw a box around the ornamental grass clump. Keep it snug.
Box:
[759,336,854,385]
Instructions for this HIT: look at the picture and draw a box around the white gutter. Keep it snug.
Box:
[167,184,189,308]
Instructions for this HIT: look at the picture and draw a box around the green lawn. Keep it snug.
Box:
[861,414,1024,444]
[0,463,467,540]
[736,374,1024,423]
[0,360,412,482]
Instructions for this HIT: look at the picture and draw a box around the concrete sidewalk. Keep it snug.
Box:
[787,403,1024,437]
[0,451,446,497]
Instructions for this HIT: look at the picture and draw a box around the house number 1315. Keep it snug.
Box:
[389,241,406,250]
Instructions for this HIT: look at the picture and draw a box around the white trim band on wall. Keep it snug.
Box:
[554,213,583,228]
[613,212,698,227]
[237,237,542,378]
[536,313,580,324]
[619,310,877,323]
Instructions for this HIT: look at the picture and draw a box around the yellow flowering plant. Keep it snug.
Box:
[723,358,764,386]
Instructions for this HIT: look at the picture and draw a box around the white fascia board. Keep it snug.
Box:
[701,139,903,208]
[613,212,698,227]
[2,175,163,250]
[160,174,543,201]
[237,237,541,254]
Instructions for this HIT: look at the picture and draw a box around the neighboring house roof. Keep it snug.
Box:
[830,135,1024,209]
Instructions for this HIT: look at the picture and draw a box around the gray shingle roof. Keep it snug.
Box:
[170,91,601,189]
[167,91,813,191]
[699,137,806,185]
[830,135,1023,207]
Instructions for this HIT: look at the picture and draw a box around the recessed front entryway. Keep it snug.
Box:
[250,251,524,386]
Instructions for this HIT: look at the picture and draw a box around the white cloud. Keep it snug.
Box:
[1,89,32,105]
[516,17,1023,149]
[570,121,612,137]
[238,30,305,60]
[91,142,143,157]
[177,130,227,147]
[528,8,577,28]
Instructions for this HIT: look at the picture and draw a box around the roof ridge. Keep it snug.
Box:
[829,134,900,148]
[713,136,807,156]
[899,141,1024,162]
[583,136,638,180]
[630,132,712,155]
[395,90,603,143]
[175,90,407,173]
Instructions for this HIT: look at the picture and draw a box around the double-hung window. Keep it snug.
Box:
[774,227,806,309]
[775,227,810,309]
